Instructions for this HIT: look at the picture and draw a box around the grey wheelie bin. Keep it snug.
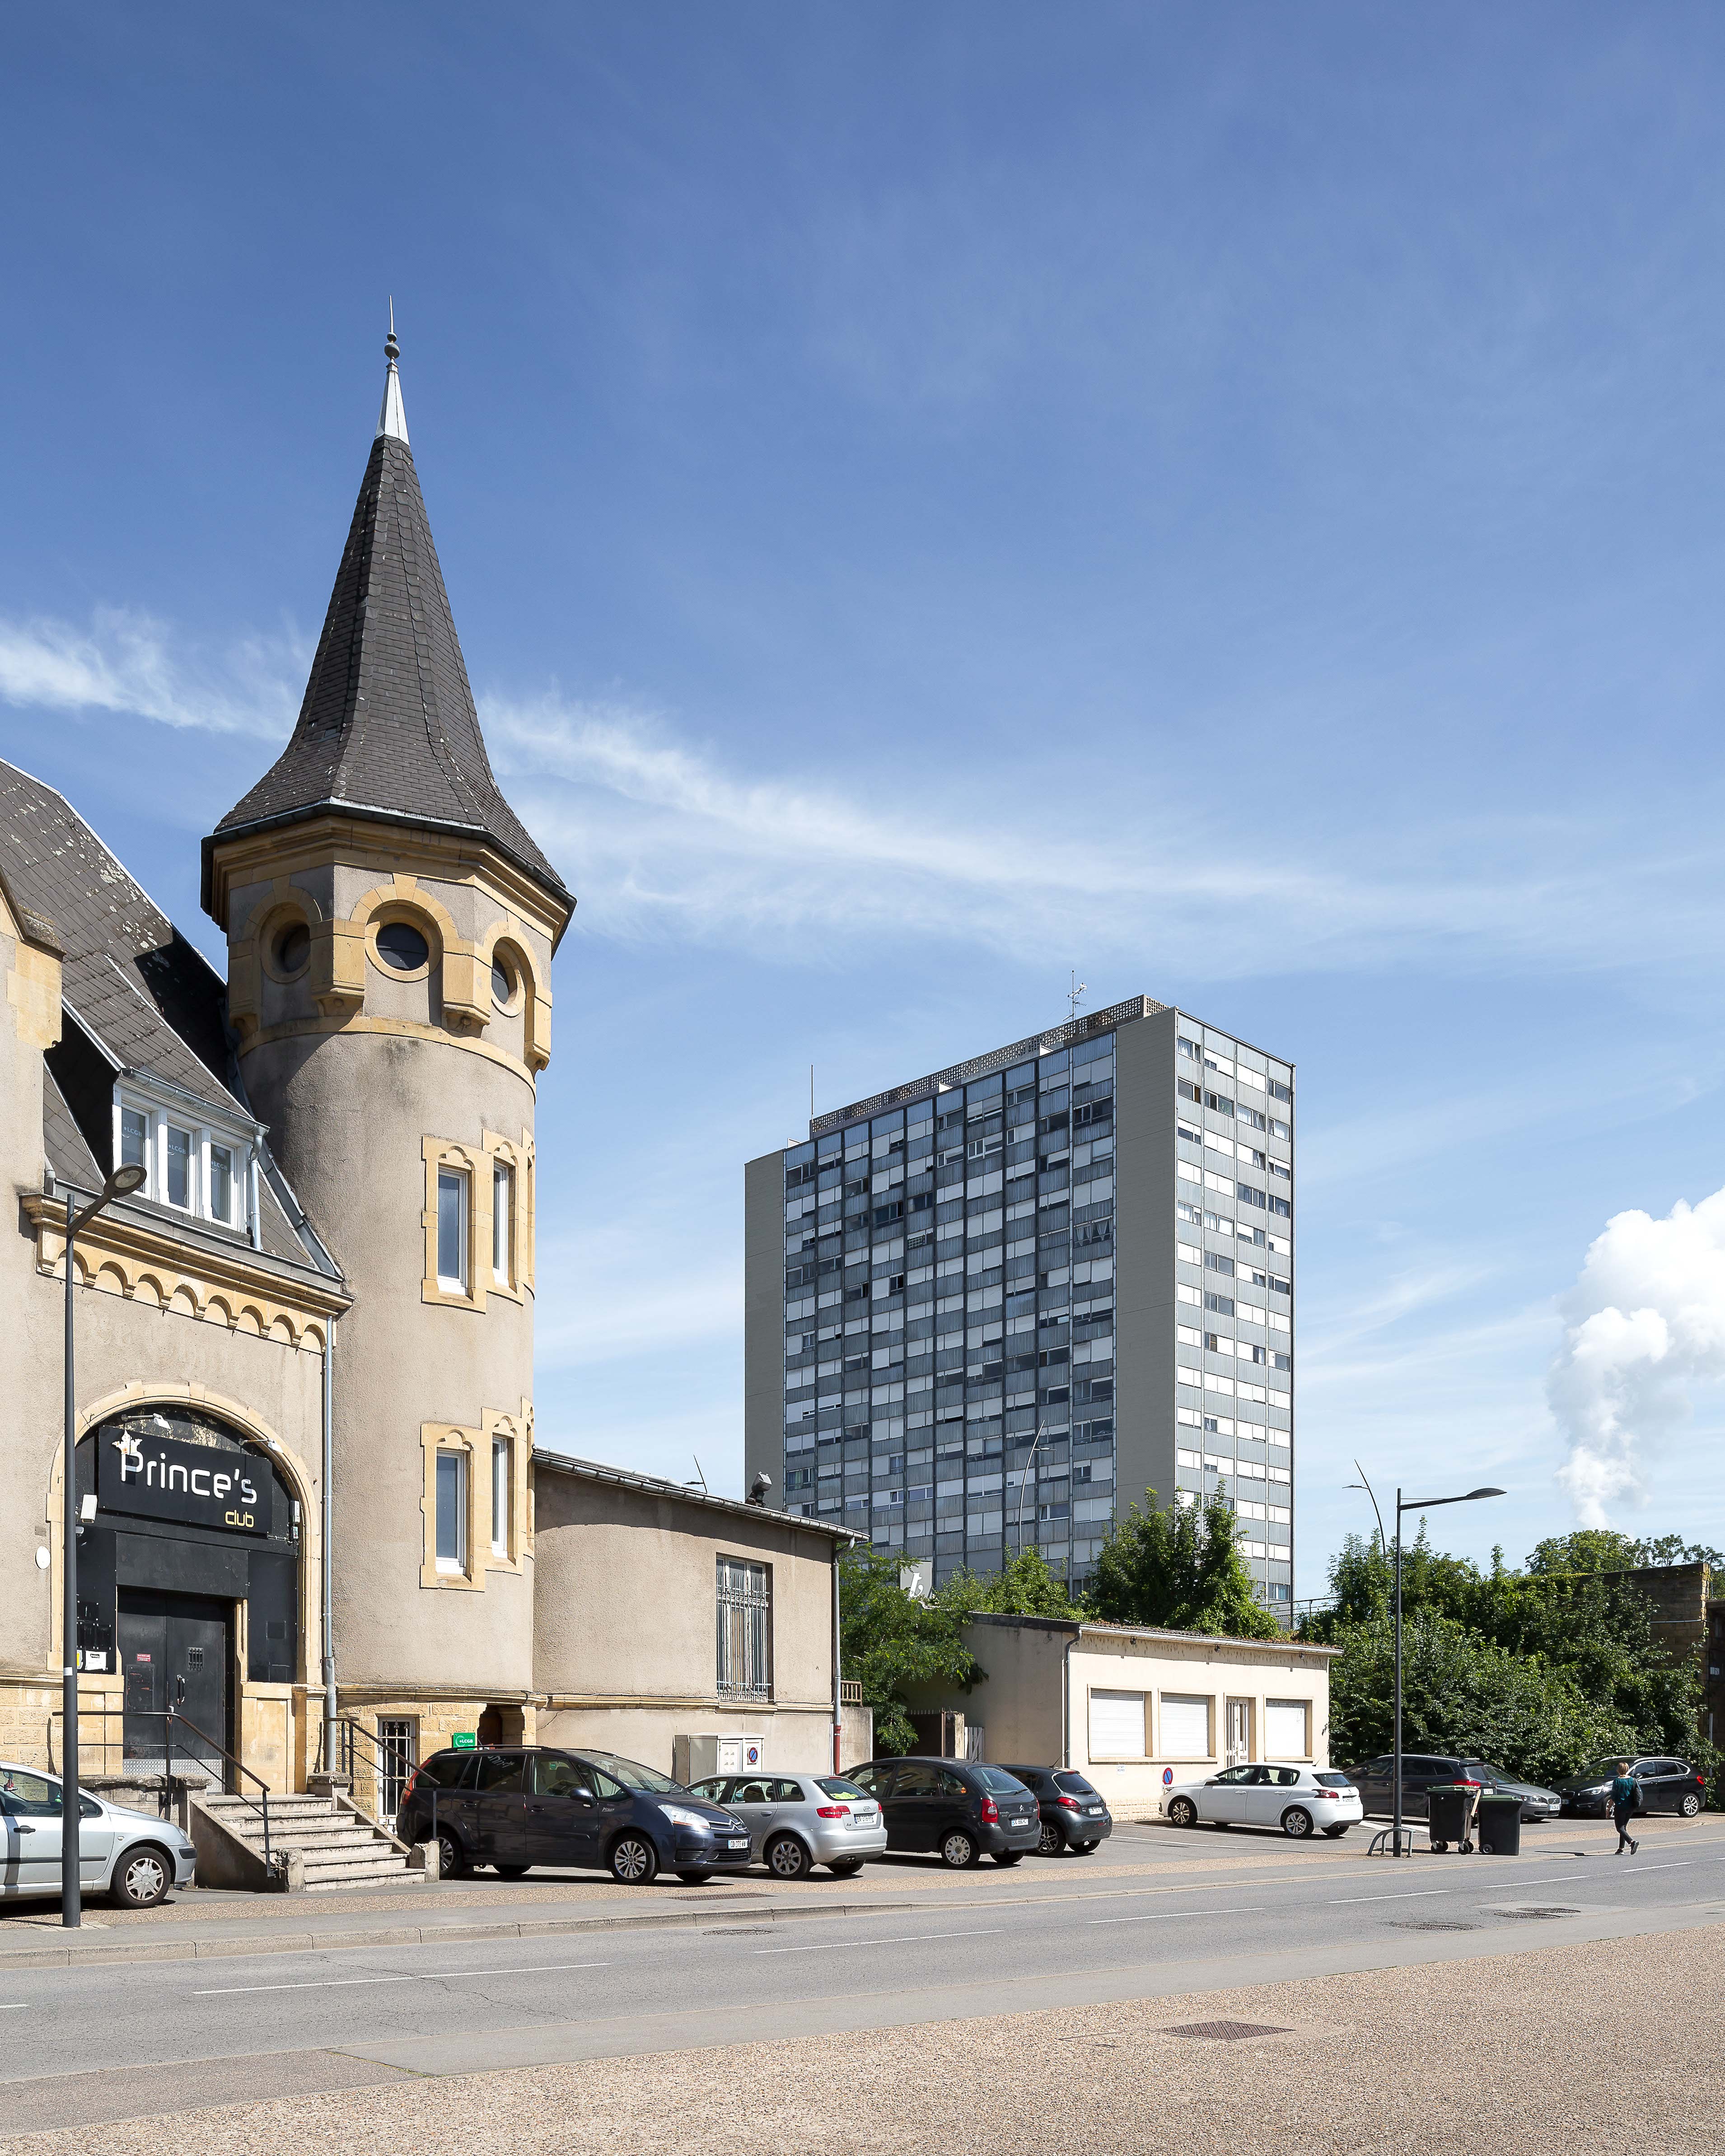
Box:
[1477,1790,1523,1855]
[1426,1784,1477,1853]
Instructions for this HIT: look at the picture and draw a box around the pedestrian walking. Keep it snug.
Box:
[1610,1758,1641,1855]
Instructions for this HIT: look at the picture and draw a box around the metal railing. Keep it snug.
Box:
[156,1710,277,1874]
[317,1716,438,1863]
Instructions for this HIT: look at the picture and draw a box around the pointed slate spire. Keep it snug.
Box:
[206,325,567,914]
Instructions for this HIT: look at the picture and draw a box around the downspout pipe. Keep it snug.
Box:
[1063,1624,1077,1770]
[831,1536,844,1774]
[321,1322,337,1778]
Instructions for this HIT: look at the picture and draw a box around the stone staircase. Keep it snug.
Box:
[196,1790,425,1892]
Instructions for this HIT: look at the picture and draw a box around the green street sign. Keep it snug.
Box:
[451,1731,477,1750]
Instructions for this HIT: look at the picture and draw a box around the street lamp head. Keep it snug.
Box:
[1464,1487,1506,1500]
[105,1164,147,1199]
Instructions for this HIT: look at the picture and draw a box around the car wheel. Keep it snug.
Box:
[678,1870,713,1885]
[435,1828,467,1880]
[827,1858,865,1876]
[1167,1797,1198,1829]
[1038,1820,1064,1857]
[493,1863,529,1878]
[993,1850,1024,1867]
[940,1829,980,1869]
[609,1833,659,1885]
[1281,1806,1314,1839]
[1681,1792,1702,1819]
[1323,1824,1350,1839]
[765,1834,810,1880]
[109,1843,172,1910]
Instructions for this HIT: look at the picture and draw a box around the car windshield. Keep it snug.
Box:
[972,1769,1029,1794]
[817,1778,870,1800]
[1053,1772,1097,1795]
[580,1750,684,1795]
[1575,1759,1628,1782]
[1462,1761,1515,1782]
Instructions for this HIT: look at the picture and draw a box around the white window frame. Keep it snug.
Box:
[112,1088,252,1231]
[490,1435,510,1557]
[436,1167,470,1294]
[435,1449,468,1573]
[491,1159,514,1286]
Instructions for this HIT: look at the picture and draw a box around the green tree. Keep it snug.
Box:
[1526,1528,1643,1575]
[837,1545,979,1755]
[938,1547,1079,1622]
[1085,1487,1278,1639]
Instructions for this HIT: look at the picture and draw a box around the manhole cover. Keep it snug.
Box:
[1490,1907,1581,1920]
[1163,2020,1292,2042]
[1392,1920,1480,1932]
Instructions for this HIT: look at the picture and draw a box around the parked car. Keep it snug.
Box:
[1343,1753,1562,1823]
[1553,1755,1706,1819]
[686,1771,888,1878]
[0,1761,197,1909]
[847,1756,1042,1867]
[397,1745,752,1885]
[1164,1763,1364,1839]
[997,1764,1113,1856]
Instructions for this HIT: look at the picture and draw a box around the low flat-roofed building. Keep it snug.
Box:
[532,1452,855,1777]
[909,1611,1338,1817]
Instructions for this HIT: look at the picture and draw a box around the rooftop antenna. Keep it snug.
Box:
[1068,970,1087,1022]
[686,1456,709,1497]
[810,1064,815,1123]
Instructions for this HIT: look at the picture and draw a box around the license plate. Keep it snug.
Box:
[1086,1806,1103,1815]
[727,1838,748,1850]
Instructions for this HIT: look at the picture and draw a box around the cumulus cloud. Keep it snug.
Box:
[1548,1186,1725,1524]
[0,608,303,737]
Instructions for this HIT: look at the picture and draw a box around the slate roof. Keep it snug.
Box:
[0,758,335,1276]
[206,385,568,913]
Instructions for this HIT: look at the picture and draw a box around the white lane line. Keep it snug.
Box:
[756,1928,1003,1956]
[1323,1890,1452,1906]
[1090,1906,1269,1926]
[0,2005,26,2012]
[193,1960,609,1997]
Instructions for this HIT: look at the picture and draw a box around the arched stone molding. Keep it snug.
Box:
[331,876,478,1024]
[227,878,326,1040]
[481,925,553,1073]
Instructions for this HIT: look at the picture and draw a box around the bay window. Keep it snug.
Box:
[112,1090,251,1230]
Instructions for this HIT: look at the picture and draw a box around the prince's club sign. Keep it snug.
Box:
[97,1428,269,1535]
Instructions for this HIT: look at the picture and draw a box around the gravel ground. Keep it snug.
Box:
[5,1920,1718,2154]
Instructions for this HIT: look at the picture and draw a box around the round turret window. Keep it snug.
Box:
[491,953,515,1007]
[375,920,431,973]
[273,922,310,977]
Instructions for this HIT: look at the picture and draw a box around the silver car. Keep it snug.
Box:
[0,1761,197,1908]
[688,1771,888,1879]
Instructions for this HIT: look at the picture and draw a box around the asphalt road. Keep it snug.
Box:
[5,1819,1725,2135]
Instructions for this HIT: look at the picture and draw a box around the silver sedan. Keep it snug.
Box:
[687,1772,888,1879]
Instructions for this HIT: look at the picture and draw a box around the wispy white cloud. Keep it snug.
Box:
[0,607,304,738]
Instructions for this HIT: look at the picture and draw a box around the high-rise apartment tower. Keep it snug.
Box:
[743,997,1295,1608]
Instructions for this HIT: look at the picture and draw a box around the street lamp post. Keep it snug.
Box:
[60,1165,147,1928]
[1389,1483,1505,1859]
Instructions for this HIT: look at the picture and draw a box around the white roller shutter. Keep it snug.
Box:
[1088,1690,1147,1758]
[1265,1699,1310,1757]
[1159,1694,1212,1758]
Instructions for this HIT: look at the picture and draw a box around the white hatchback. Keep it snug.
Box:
[1164,1763,1364,1840]
[0,1761,198,1907]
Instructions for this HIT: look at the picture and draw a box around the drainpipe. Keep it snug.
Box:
[320,1321,337,1778]
[831,1539,843,1774]
[1062,1624,1077,1770]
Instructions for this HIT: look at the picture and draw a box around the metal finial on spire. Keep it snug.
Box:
[376,299,409,445]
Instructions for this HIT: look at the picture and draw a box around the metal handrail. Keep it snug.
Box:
[317,1715,440,1865]
[158,1709,276,1872]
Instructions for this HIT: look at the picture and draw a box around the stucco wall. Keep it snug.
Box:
[533,1465,841,1777]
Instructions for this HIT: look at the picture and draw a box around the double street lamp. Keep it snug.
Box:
[60,1163,147,1928]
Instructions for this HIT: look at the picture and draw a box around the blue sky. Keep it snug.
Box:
[5,4,1725,1588]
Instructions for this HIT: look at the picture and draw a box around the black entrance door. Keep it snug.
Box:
[119,1589,232,1776]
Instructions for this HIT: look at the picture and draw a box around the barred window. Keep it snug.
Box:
[716,1555,772,1700]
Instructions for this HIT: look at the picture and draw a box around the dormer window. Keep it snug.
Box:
[112,1089,253,1232]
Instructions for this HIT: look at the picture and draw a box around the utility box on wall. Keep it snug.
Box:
[673,1733,765,1784]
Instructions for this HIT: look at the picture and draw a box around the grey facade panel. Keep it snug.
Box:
[1114,1005,1176,1515]
[743,1149,786,1501]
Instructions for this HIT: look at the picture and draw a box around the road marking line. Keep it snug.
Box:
[1324,1890,1452,1906]
[756,1928,1004,1956]
[192,1960,610,1997]
[1090,1907,1269,1926]
[0,2005,25,2012]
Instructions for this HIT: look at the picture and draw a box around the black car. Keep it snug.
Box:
[999,1764,1114,1856]
[848,1756,1042,1867]
[1553,1755,1707,1820]
[1343,1753,1562,1824]
[397,1745,753,1885]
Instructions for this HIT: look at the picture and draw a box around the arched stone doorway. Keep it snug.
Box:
[75,1405,303,1778]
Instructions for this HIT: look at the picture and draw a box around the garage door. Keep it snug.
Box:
[1265,1699,1309,1757]
[1089,1690,1147,1758]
